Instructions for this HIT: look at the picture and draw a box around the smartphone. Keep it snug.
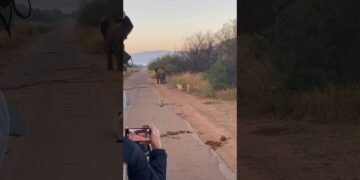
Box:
[125,128,151,143]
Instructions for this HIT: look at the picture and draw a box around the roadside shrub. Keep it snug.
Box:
[206,58,236,91]
[148,54,181,71]
[168,73,214,97]
[164,64,178,75]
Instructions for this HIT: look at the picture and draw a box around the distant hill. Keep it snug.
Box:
[130,50,173,66]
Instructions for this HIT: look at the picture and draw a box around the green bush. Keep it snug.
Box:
[206,58,236,91]
[164,64,178,75]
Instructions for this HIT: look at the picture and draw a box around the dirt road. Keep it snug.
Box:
[0,19,123,179]
[124,68,236,180]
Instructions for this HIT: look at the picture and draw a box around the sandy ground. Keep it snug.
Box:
[236,117,360,180]
[154,81,237,172]
[151,73,360,180]
[0,19,124,179]
[124,69,236,180]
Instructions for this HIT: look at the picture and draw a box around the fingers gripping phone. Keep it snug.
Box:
[125,128,151,144]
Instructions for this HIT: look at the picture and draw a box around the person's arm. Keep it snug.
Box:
[149,149,167,180]
[145,124,167,179]
[124,137,167,180]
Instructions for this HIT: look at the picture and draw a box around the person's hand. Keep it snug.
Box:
[143,124,162,149]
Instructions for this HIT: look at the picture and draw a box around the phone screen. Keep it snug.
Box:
[125,128,151,143]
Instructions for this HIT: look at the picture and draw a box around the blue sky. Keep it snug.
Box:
[124,0,236,53]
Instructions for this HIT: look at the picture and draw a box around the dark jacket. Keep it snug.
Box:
[123,137,167,180]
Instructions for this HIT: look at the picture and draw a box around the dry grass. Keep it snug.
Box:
[75,25,104,54]
[0,21,51,50]
[168,72,214,98]
[289,85,360,124]
[166,72,237,101]
[147,70,156,79]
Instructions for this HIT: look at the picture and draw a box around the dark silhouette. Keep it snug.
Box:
[99,12,133,71]
[155,68,166,84]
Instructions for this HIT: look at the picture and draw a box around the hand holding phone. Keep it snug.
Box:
[142,124,162,149]
[125,128,151,144]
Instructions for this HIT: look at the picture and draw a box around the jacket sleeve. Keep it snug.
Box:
[124,138,167,180]
[149,149,167,180]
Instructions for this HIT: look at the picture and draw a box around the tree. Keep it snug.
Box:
[269,0,360,91]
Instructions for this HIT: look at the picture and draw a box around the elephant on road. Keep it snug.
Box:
[155,68,166,84]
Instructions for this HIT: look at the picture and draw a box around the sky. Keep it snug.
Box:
[125,0,236,53]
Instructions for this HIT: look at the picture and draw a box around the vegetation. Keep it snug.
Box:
[167,73,214,98]
[148,20,237,100]
[207,58,236,91]
[269,0,360,91]
[237,0,360,124]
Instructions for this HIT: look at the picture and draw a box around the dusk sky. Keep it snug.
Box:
[125,0,236,53]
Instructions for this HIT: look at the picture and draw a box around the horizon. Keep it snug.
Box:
[130,50,174,66]
[129,49,172,55]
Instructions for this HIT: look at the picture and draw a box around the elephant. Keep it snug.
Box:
[155,68,166,84]
[100,14,133,71]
